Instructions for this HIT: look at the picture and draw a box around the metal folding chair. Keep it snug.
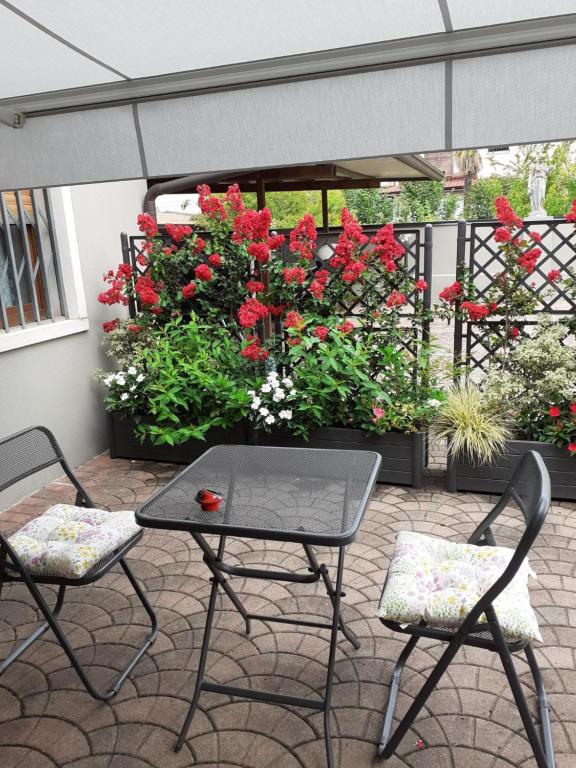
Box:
[0,425,157,700]
[377,450,555,768]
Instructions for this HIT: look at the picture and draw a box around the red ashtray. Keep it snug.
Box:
[195,489,224,513]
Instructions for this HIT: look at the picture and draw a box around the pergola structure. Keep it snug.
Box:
[144,154,444,228]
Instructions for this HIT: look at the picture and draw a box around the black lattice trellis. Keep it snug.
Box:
[453,218,576,377]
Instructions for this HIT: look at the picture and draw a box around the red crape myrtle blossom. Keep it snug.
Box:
[137,213,159,237]
[128,324,142,333]
[461,301,490,322]
[342,260,367,284]
[570,403,576,414]
[182,282,196,300]
[284,310,305,330]
[509,325,520,339]
[238,298,268,328]
[439,280,462,304]
[548,269,562,282]
[246,280,265,293]
[370,223,405,271]
[386,291,407,309]
[241,336,268,362]
[289,214,317,261]
[233,208,272,242]
[530,230,543,243]
[165,223,192,243]
[98,264,132,306]
[517,247,541,273]
[549,406,561,418]
[568,443,576,453]
[197,184,227,221]
[494,226,512,243]
[565,199,576,224]
[102,319,119,333]
[283,266,307,285]
[414,278,428,293]
[208,253,222,267]
[225,183,244,213]
[331,209,368,269]
[162,245,177,256]
[194,264,213,281]
[193,237,206,253]
[309,268,329,300]
[268,304,285,318]
[312,325,330,341]
[338,320,355,334]
[495,196,523,230]
[135,275,160,306]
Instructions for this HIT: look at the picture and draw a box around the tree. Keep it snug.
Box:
[393,181,458,223]
[456,149,482,198]
[343,188,394,224]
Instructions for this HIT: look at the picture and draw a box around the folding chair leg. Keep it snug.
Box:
[525,644,555,768]
[377,635,419,755]
[1,558,157,701]
[378,637,463,759]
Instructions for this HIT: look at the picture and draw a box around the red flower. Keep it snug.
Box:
[331,209,368,268]
[165,223,192,243]
[128,324,142,333]
[136,253,149,267]
[287,337,301,346]
[162,245,177,256]
[289,214,317,261]
[241,336,268,362]
[283,266,307,285]
[461,301,489,322]
[547,269,561,282]
[549,406,561,418]
[370,223,405,268]
[338,320,355,334]
[309,279,325,300]
[386,291,407,309]
[233,208,271,243]
[342,260,367,284]
[487,302,498,314]
[509,325,520,339]
[439,281,462,304]
[246,280,265,293]
[517,247,540,273]
[197,184,227,220]
[313,325,330,341]
[568,443,576,453]
[208,253,222,267]
[414,278,428,292]
[194,264,213,281]
[494,226,512,243]
[247,242,271,263]
[102,319,119,333]
[495,196,523,229]
[529,230,542,243]
[182,282,196,300]
[193,237,206,253]
[137,213,159,237]
[225,183,244,213]
[570,403,576,414]
[267,304,284,318]
[267,233,286,251]
[284,310,305,330]
[238,298,268,328]
[135,275,159,306]
[565,199,576,224]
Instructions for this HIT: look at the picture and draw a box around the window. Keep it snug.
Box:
[0,189,66,331]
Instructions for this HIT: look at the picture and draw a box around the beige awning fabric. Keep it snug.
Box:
[1,1,575,190]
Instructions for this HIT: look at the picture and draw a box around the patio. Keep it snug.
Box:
[1,451,574,768]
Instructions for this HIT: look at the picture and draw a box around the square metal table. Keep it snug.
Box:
[136,444,381,767]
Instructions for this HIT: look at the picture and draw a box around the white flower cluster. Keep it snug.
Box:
[248,371,294,427]
[103,367,145,402]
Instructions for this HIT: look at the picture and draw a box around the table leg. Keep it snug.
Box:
[175,572,220,753]
[303,543,360,650]
[323,546,346,768]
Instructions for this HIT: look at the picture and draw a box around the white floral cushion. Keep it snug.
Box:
[377,531,541,643]
[8,503,141,579]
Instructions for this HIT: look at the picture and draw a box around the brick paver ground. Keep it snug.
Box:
[1,450,575,768]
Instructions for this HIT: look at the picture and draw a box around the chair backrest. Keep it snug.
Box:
[0,425,93,505]
[462,450,551,632]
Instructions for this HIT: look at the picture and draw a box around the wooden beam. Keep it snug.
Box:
[321,188,329,232]
[256,176,266,210]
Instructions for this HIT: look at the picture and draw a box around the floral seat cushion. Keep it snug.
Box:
[8,503,141,579]
[377,531,541,643]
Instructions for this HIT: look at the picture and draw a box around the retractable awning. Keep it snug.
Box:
[1,0,575,191]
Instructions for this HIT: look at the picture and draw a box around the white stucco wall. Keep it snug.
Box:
[0,179,146,509]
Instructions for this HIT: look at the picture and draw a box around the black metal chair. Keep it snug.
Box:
[0,425,157,700]
[377,450,555,768]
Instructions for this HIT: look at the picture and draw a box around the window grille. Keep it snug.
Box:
[0,189,67,332]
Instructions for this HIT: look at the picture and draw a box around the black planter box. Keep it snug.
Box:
[446,439,576,500]
[107,411,248,464]
[256,427,426,487]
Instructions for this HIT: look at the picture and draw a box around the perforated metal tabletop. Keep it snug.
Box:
[136,444,381,545]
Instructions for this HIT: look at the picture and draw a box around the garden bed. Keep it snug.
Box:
[256,427,426,487]
[107,412,248,464]
[446,439,576,500]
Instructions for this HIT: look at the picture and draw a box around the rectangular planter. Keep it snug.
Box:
[107,411,248,464]
[446,439,576,500]
[256,427,426,488]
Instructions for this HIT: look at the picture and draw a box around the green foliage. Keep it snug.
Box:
[265,190,346,229]
[343,188,393,224]
[393,181,458,223]
[134,316,256,445]
[432,383,512,464]
[462,176,530,219]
